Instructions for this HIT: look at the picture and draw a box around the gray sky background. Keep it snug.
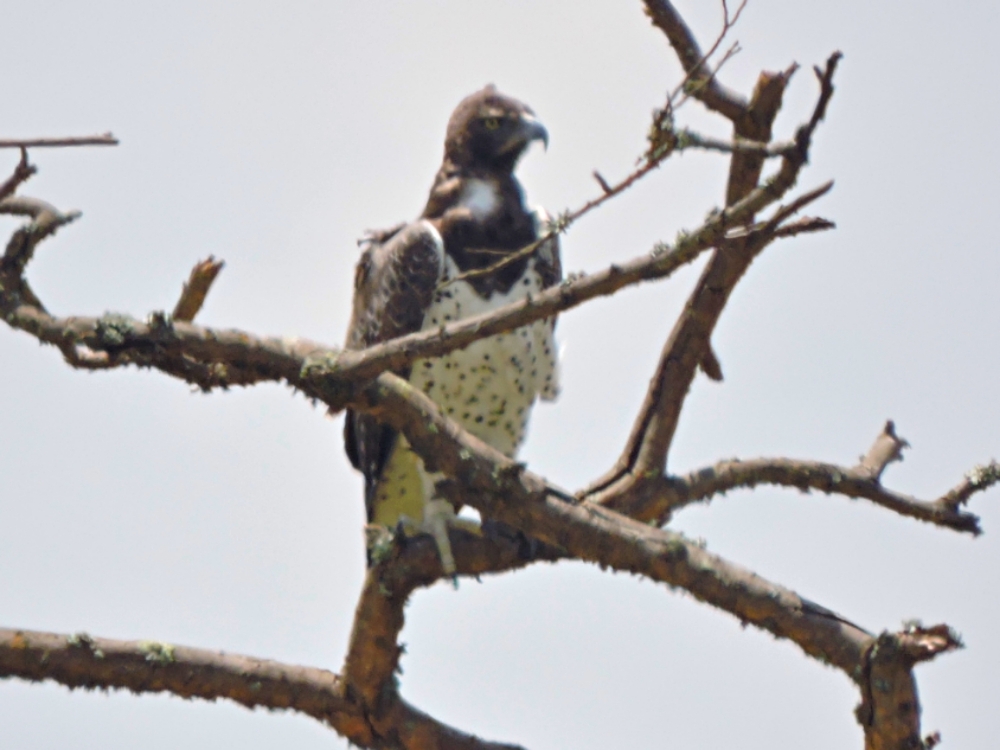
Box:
[2,1,998,748]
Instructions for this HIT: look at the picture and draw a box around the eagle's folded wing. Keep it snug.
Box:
[343,220,444,520]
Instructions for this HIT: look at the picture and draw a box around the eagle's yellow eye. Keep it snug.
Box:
[483,117,501,130]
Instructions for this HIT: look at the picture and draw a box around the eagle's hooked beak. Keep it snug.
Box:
[502,113,549,155]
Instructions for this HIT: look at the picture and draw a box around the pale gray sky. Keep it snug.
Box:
[2,1,998,748]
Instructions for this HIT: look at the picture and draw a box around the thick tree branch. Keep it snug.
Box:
[0,628,372,745]
[856,625,961,750]
[338,530,557,749]
[355,372,875,679]
[346,368,977,745]
[0,625,529,750]
[0,520,555,750]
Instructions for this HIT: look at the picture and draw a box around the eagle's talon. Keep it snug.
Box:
[423,498,459,578]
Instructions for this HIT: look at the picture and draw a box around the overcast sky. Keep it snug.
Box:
[2,1,998,748]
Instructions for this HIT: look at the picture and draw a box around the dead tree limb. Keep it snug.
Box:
[606,422,994,532]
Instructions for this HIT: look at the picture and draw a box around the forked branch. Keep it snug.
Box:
[585,54,840,506]
[604,422,994,533]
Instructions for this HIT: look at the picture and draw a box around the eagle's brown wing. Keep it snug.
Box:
[343,221,443,521]
[531,208,562,293]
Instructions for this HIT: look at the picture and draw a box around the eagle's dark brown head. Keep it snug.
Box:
[443,85,548,173]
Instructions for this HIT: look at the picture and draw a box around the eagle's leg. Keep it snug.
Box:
[418,471,481,582]
[370,438,480,580]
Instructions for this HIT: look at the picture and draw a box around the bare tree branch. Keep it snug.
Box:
[770,215,836,238]
[0,628,372,745]
[0,164,832,411]
[663,0,748,115]
[666,454,988,534]
[0,134,118,148]
[355,372,875,678]
[0,194,81,315]
[338,531,557,749]
[0,625,528,750]
[675,130,799,157]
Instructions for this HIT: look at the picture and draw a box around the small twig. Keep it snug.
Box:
[592,170,613,194]
[677,130,795,157]
[0,134,118,149]
[770,216,836,238]
[172,256,225,322]
[762,180,835,229]
[0,149,36,203]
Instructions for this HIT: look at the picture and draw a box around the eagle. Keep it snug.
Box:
[343,86,560,576]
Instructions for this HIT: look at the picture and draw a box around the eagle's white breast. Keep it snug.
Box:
[459,179,500,221]
[409,219,558,458]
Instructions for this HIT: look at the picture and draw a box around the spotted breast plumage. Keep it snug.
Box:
[343,86,560,576]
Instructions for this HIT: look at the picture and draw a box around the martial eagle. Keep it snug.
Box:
[344,86,560,576]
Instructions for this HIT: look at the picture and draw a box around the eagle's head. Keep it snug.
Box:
[444,85,548,173]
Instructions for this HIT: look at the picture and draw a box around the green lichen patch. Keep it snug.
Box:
[139,641,176,665]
